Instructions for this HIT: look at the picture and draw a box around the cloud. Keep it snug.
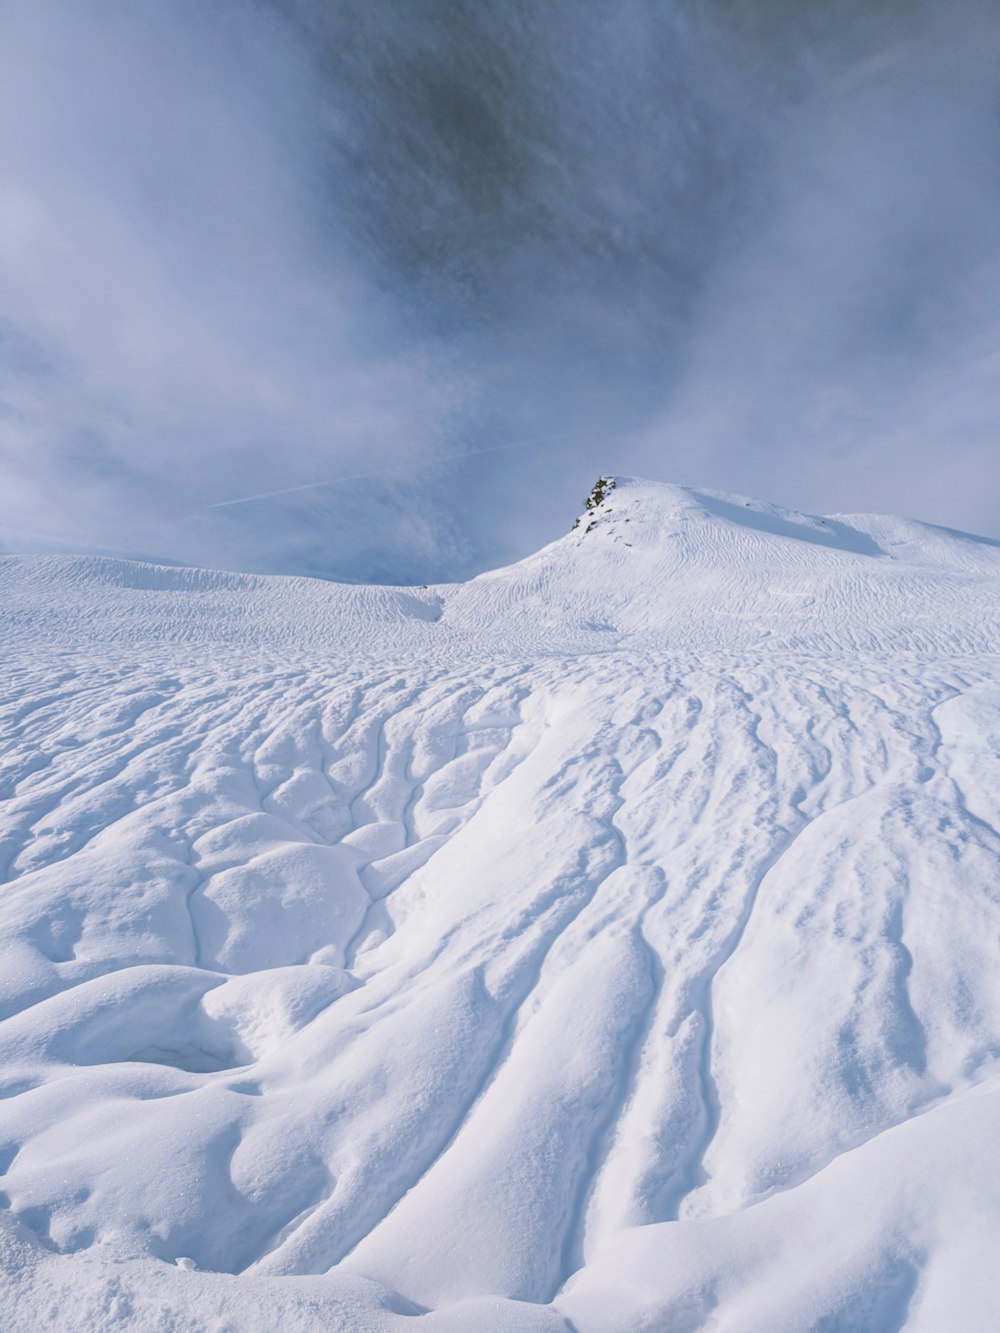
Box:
[1,0,996,582]
[628,0,1000,535]
[0,0,464,574]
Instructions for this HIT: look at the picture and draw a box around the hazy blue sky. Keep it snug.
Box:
[1,0,997,582]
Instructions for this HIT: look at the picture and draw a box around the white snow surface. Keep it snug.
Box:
[2,477,999,1331]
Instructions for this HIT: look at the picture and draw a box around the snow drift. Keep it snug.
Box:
[1,477,999,1330]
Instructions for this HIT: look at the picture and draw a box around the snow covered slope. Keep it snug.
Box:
[2,477,999,1331]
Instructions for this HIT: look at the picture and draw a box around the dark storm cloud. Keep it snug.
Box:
[279,2,762,356]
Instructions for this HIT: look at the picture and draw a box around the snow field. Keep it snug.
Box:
[1,478,999,1329]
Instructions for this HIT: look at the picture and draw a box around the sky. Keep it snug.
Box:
[1,0,997,583]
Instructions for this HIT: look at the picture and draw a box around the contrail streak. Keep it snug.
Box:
[204,437,545,511]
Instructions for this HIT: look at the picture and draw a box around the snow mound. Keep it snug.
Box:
[2,477,999,1329]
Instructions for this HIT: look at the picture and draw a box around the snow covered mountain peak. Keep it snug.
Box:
[454,474,1000,656]
[567,473,995,568]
